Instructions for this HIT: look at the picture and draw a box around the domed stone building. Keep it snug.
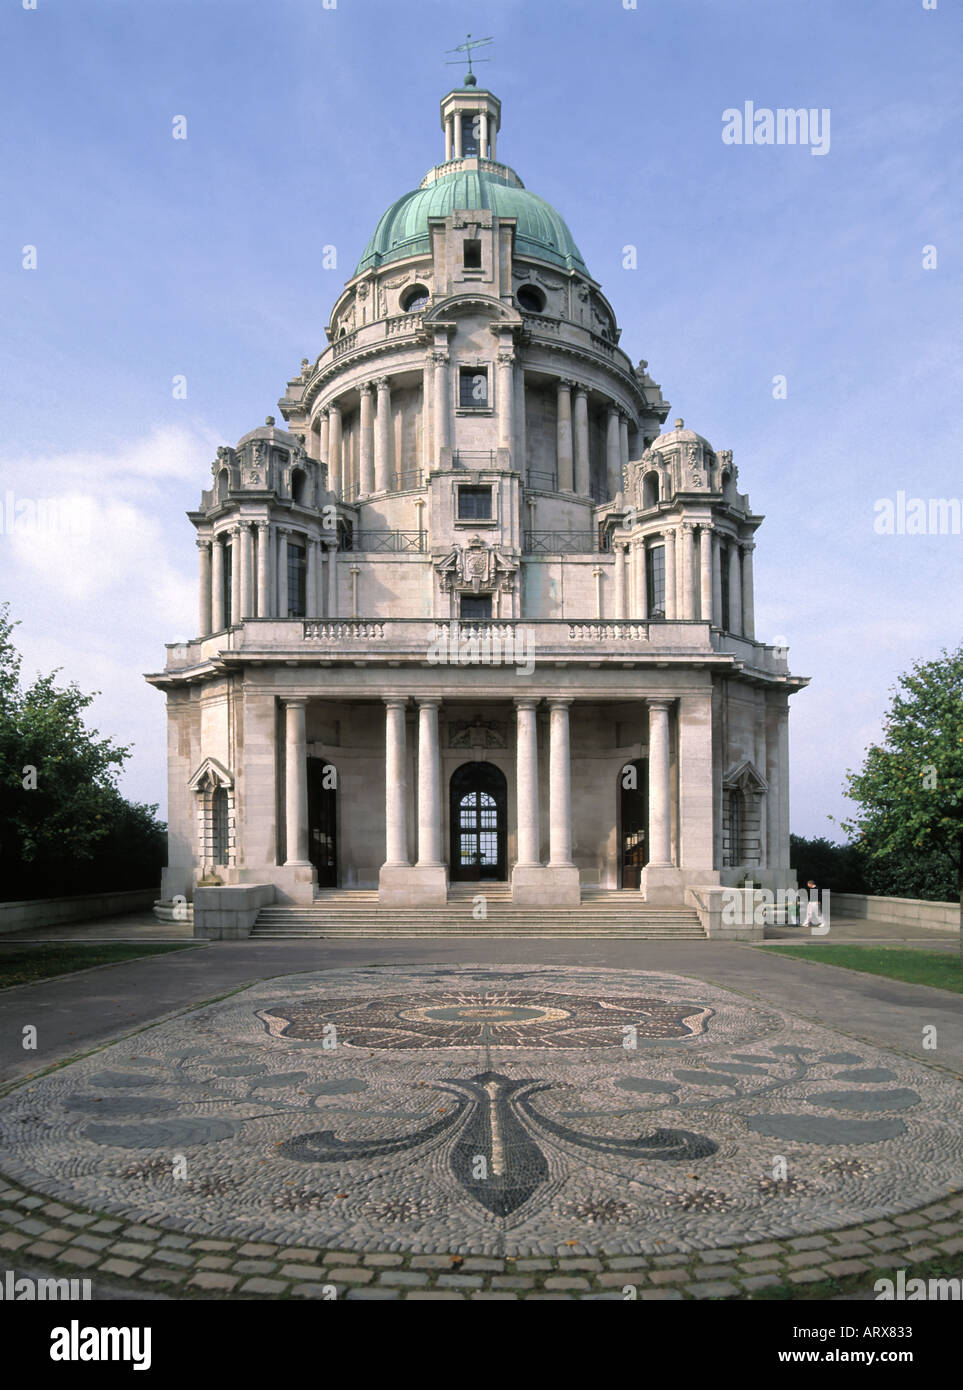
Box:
[148,77,808,935]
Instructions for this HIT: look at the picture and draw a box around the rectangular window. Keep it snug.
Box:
[223,543,233,627]
[719,543,730,630]
[646,544,665,618]
[287,540,306,617]
[461,114,479,157]
[459,365,488,407]
[460,594,492,620]
[463,238,482,269]
[457,486,493,520]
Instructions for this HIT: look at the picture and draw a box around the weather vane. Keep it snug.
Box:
[446,33,493,84]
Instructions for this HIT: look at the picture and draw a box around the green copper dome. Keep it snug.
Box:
[355,166,588,276]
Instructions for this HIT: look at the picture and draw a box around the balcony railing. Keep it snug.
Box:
[453,450,498,469]
[393,468,424,491]
[526,469,558,492]
[524,531,602,555]
[347,530,426,554]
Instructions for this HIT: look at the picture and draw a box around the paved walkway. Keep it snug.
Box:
[1,929,960,1300]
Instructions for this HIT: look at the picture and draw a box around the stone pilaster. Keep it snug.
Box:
[606,405,621,500]
[741,541,755,638]
[211,534,225,631]
[256,522,271,617]
[641,697,683,903]
[359,383,374,497]
[700,526,713,625]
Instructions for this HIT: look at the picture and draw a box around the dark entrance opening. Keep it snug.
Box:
[307,756,337,887]
[619,758,648,889]
[450,761,507,881]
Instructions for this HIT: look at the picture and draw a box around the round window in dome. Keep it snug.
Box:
[516,285,546,314]
[401,284,430,313]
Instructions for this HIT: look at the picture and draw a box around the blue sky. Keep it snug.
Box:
[1,0,961,839]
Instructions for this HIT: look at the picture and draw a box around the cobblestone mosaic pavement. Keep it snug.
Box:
[0,966,961,1270]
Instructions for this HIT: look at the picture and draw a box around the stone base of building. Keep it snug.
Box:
[378,863,449,907]
[511,863,581,906]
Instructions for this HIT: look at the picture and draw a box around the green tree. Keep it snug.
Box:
[839,645,963,955]
[0,604,165,899]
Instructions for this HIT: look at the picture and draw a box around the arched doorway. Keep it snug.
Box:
[307,757,337,887]
[450,762,508,882]
[619,758,648,889]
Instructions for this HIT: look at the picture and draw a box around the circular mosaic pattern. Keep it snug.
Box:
[1,964,962,1257]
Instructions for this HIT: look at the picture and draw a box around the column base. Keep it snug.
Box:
[378,863,449,907]
[273,864,317,905]
[512,864,580,906]
[640,863,684,906]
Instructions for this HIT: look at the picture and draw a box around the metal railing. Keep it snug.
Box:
[526,469,558,492]
[523,531,601,554]
[350,530,426,554]
[453,450,498,469]
[392,469,424,491]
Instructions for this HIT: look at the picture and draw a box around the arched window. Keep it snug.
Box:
[642,471,660,509]
[215,469,229,504]
[291,468,308,506]
[212,786,229,865]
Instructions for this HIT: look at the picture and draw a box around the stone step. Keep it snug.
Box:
[250,928,707,938]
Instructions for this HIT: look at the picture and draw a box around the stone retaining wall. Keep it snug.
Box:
[0,889,157,936]
[832,893,959,933]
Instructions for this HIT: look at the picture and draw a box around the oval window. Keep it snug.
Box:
[401,284,430,313]
[516,285,545,314]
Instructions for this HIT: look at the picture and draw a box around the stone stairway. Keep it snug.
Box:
[251,886,706,938]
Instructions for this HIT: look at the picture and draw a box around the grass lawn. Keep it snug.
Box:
[759,943,963,994]
[0,942,198,989]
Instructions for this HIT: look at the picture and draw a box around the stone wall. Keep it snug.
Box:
[831,893,959,933]
[0,889,157,935]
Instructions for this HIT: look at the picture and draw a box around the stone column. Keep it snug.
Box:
[619,413,630,475]
[416,698,443,868]
[240,522,255,619]
[256,522,271,617]
[647,699,672,866]
[382,698,410,872]
[211,535,225,630]
[479,111,489,158]
[573,385,590,497]
[422,358,433,472]
[641,697,683,904]
[453,113,463,158]
[359,383,374,497]
[318,408,329,464]
[663,529,677,620]
[765,695,791,873]
[614,543,627,619]
[197,539,212,637]
[433,351,450,453]
[230,527,241,626]
[283,700,309,866]
[728,542,743,636]
[678,692,717,878]
[328,404,343,498]
[548,700,573,867]
[515,699,540,867]
[712,532,723,627]
[445,116,453,162]
[497,351,514,455]
[374,377,391,492]
[678,523,691,620]
[306,536,320,619]
[326,542,339,618]
[277,529,289,619]
[606,405,621,499]
[700,526,713,624]
[556,380,574,492]
[636,538,648,619]
[741,542,755,638]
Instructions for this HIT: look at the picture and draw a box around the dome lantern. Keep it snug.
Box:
[440,83,501,163]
